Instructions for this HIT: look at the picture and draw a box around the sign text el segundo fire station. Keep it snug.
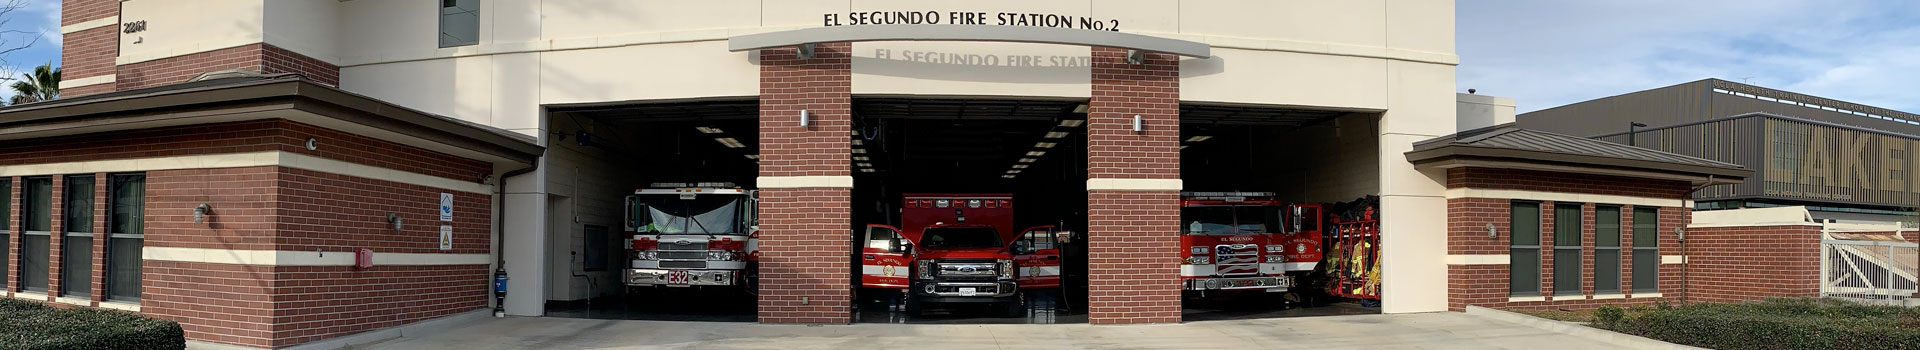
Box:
[824,11,1122,31]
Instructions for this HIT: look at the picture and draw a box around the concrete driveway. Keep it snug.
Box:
[370,312,1628,350]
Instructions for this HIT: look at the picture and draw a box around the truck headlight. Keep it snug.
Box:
[1265,244,1283,253]
[1266,255,1285,263]
[1184,256,1210,265]
[706,251,734,261]
[998,259,1014,280]
[918,260,934,280]
[636,251,658,260]
[1190,246,1209,255]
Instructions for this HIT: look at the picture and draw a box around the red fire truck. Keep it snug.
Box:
[1178,191,1322,295]
[621,182,758,292]
[860,194,1052,316]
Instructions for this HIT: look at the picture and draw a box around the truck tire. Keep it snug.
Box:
[904,294,924,316]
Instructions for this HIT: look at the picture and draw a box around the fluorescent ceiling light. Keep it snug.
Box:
[1007,170,1021,174]
[851,139,863,146]
[696,127,724,134]
[853,156,869,161]
[1180,145,1189,150]
[1012,164,1029,169]
[744,155,759,160]
[1186,136,1212,142]
[1044,131,1069,139]
[852,148,866,154]
[1058,119,1084,127]
[862,168,876,173]
[1072,104,1089,113]
[1035,142,1056,149]
[1019,158,1036,163]
[857,163,873,167]
[1026,151,1045,156]
[715,138,745,148]
[1002,175,1016,179]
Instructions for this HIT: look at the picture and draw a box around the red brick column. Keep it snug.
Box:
[47,175,63,299]
[1085,47,1181,324]
[91,172,108,301]
[756,42,852,324]
[5,178,17,294]
[60,0,119,97]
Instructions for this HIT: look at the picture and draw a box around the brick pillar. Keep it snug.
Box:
[47,175,63,298]
[756,42,852,324]
[5,178,17,294]
[1084,46,1181,324]
[60,0,120,97]
[91,172,108,301]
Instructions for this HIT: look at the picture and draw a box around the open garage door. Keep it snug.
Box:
[1176,104,1385,320]
[539,100,762,322]
[848,98,1089,324]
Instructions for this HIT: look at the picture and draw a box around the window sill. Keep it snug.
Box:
[55,296,91,306]
[1631,293,1663,298]
[1507,296,1546,302]
[10,291,49,301]
[99,300,140,312]
[1592,294,1626,300]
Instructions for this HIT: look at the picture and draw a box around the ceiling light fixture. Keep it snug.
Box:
[1012,164,1029,169]
[715,138,745,148]
[744,155,759,160]
[852,148,867,154]
[1007,170,1021,174]
[1186,136,1213,142]
[1002,175,1016,179]
[853,156,870,161]
[1035,142,1056,149]
[862,168,876,173]
[1072,104,1089,113]
[1026,151,1045,156]
[1058,119,1084,127]
[1044,131,1069,139]
[1019,158,1036,163]
[852,139,863,146]
[857,163,873,167]
[696,127,724,134]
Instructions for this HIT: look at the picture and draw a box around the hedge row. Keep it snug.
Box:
[1593,298,1920,350]
[0,298,184,350]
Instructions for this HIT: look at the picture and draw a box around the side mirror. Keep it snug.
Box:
[1012,240,1030,254]
[898,242,914,255]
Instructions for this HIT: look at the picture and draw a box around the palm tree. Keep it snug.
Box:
[9,63,57,105]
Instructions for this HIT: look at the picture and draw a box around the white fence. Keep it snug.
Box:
[1820,238,1918,306]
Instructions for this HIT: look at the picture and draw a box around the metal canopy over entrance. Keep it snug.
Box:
[728,24,1212,58]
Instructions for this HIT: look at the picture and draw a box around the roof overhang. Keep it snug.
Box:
[1406,145,1750,186]
[728,24,1211,58]
[0,78,542,167]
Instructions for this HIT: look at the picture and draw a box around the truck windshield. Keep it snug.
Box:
[1182,205,1280,235]
[636,195,742,234]
[920,227,1003,249]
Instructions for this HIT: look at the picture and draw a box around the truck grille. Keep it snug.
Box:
[937,261,999,281]
[1215,244,1259,276]
[658,251,706,260]
[660,260,707,269]
[657,239,709,251]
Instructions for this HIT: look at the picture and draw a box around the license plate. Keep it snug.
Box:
[666,270,691,286]
[957,287,977,296]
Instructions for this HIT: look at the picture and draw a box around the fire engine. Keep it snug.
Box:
[861,194,1050,317]
[621,182,758,292]
[1178,191,1323,295]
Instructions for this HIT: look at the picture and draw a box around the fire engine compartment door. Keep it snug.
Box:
[1013,225,1061,289]
[861,224,911,289]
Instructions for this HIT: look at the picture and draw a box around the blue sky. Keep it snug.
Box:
[0,0,61,98]
[1459,0,1920,113]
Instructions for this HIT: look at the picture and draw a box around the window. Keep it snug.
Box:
[107,174,144,300]
[865,227,898,250]
[583,225,607,272]
[438,0,479,47]
[62,175,94,297]
[20,177,50,292]
[1594,206,1621,294]
[0,178,8,289]
[1510,201,1541,296]
[1553,203,1583,295]
[1633,208,1660,293]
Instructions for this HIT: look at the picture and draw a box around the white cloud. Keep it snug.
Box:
[1459,0,1920,113]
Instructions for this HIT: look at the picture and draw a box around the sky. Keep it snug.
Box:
[1458,0,1920,114]
[0,0,61,100]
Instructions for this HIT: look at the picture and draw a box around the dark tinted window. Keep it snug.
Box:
[1510,201,1540,296]
[921,227,1003,249]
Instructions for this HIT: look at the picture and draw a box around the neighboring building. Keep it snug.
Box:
[0,1,1753,349]
[1518,78,1920,222]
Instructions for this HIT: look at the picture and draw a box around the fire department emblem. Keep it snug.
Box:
[1297,244,1307,253]
[882,265,896,277]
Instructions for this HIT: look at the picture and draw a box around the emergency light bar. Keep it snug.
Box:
[1182,191,1277,197]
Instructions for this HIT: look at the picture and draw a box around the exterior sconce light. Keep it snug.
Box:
[796,43,816,60]
[193,203,212,223]
[1675,227,1685,241]
[1126,49,1145,65]
[1132,115,1143,132]
[388,213,404,230]
[800,109,810,127]
[1486,223,1497,239]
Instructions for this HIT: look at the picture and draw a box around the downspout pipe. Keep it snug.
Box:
[1677,174,1715,305]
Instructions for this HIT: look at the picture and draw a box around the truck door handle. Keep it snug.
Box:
[863,254,875,260]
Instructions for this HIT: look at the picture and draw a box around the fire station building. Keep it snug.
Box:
[0,1,1750,349]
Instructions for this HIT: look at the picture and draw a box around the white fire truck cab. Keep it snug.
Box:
[622,182,759,291]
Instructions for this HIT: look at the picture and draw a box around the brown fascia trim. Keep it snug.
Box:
[0,79,541,164]
[1405,145,1753,181]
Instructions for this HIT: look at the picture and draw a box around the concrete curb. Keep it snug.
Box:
[1463,306,1705,350]
[187,309,494,350]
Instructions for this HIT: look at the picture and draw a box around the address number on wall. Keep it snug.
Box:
[122,20,147,34]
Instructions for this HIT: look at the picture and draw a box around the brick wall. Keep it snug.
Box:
[1084,46,1180,324]
[1445,168,1692,312]
[60,0,118,97]
[755,42,853,324]
[1683,224,1821,304]
[118,43,340,91]
[4,179,15,293]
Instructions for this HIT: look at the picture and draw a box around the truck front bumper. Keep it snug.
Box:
[1183,276,1293,291]
[911,281,1019,302]
[625,269,738,287]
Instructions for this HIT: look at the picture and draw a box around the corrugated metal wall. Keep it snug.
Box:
[1611,115,1920,207]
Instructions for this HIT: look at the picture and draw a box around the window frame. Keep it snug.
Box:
[61,174,95,297]
[105,173,145,301]
[1509,200,1542,297]
[0,178,9,289]
[438,0,480,48]
[1593,205,1622,294]
[1551,203,1584,295]
[1632,207,1660,293]
[19,176,51,292]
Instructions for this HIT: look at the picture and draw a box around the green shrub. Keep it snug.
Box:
[0,298,184,350]
[1589,297,1920,350]
[1593,305,1624,328]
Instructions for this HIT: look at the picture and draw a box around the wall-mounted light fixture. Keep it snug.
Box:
[1676,227,1685,241]
[388,213,404,230]
[193,203,212,223]
[1133,115,1143,132]
[1486,223,1497,239]
[796,43,816,60]
[800,109,811,127]
[1126,49,1145,65]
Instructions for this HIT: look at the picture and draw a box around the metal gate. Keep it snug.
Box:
[1820,238,1918,306]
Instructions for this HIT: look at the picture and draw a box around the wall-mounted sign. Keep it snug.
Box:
[439,225,454,251]
[439,193,454,222]
[824,11,1121,31]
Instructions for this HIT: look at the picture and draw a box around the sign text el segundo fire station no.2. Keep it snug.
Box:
[824,11,1122,31]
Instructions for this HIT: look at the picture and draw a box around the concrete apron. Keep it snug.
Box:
[1464,306,1705,350]
[360,311,1644,350]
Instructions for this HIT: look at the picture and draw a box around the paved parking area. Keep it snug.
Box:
[372,312,1628,350]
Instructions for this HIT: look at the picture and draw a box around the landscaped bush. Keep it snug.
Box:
[1591,298,1920,350]
[0,298,184,350]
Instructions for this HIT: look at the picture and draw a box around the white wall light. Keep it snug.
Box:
[800,109,810,127]
[1133,115,1143,132]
